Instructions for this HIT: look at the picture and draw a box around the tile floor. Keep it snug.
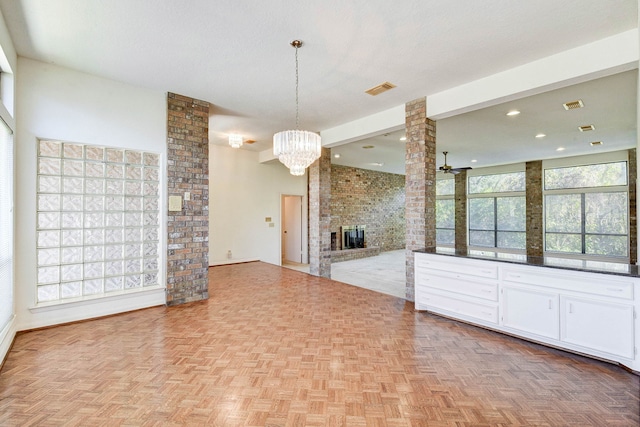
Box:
[283,250,406,298]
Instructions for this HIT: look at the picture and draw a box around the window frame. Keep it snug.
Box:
[543,157,629,262]
[466,167,526,255]
[435,177,455,248]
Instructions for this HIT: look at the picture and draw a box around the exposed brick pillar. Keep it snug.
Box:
[309,147,331,277]
[629,148,637,264]
[405,97,436,301]
[526,160,543,258]
[166,93,209,305]
[454,170,467,254]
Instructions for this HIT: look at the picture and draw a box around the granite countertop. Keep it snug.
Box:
[414,247,640,278]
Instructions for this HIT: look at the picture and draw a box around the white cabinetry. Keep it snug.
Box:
[414,252,640,372]
[415,255,499,327]
[561,296,634,359]
[502,286,559,340]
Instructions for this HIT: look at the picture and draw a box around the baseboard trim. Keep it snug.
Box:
[209,258,260,266]
[0,315,17,372]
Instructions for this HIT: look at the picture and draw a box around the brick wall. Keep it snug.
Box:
[629,148,637,264]
[309,147,332,277]
[526,160,543,257]
[454,170,467,253]
[405,98,436,301]
[166,93,209,305]
[331,165,405,252]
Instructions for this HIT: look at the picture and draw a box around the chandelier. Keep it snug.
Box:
[228,133,243,148]
[273,40,321,176]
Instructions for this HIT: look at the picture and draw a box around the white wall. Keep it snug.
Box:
[209,144,307,266]
[14,58,167,330]
[0,6,16,366]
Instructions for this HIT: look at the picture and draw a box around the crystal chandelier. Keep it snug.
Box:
[273,40,321,176]
[228,133,243,148]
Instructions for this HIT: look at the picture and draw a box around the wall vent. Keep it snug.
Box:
[365,81,396,96]
[578,124,595,132]
[563,100,584,110]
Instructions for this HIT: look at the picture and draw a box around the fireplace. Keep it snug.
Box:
[342,225,365,249]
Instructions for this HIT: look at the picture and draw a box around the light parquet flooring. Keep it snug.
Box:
[1,261,639,426]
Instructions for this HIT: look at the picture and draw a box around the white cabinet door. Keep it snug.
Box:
[502,286,559,339]
[561,296,635,359]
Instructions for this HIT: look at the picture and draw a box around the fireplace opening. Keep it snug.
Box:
[342,225,365,249]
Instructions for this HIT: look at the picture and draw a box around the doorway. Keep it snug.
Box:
[282,195,303,264]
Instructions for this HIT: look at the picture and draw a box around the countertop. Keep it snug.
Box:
[414,247,640,278]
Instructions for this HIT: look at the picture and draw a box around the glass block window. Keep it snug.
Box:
[36,140,160,303]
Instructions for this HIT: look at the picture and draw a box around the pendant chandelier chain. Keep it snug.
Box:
[294,43,299,130]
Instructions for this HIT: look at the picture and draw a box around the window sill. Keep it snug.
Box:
[29,285,165,313]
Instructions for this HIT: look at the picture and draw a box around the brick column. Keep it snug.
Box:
[629,148,637,264]
[405,98,436,301]
[166,93,209,305]
[526,160,543,258]
[309,147,331,277]
[454,170,467,254]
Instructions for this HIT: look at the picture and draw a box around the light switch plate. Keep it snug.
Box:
[265,217,272,222]
[169,195,182,211]
[184,192,191,201]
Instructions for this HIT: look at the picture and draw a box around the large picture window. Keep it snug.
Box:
[436,178,454,246]
[36,140,161,303]
[544,161,628,258]
[468,171,525,251]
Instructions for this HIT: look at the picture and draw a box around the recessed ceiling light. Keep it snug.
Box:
[399,136,407,141]
[334,153,341,158]
[556,147,565,152]
[590,141,603,146]
[362,145,375,149]
[535,133,546,138]
[506,110,520,116]
[471,159,477,163]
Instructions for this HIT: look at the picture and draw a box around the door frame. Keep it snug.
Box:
[280,193,308,265]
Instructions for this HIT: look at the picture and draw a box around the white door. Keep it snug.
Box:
[283,196,302,263]
[502,286,560,340]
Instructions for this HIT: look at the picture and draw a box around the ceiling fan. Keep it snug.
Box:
[438,151,472,175]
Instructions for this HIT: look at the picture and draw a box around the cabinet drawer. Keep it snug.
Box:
[416,272,498,301]
[416,257,497,280]
[422,292,498,324]
[503,268,634,300]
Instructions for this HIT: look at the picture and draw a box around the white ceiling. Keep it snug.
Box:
[1,0,637,173]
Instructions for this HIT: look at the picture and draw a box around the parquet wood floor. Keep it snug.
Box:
[1,262,639,426]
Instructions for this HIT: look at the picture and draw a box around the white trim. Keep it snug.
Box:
[22,287,165,330]
[0,314,16,365]
[209,258,260,266]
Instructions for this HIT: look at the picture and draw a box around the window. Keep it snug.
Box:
[544,161,628,258]
[436,178,454,246]
[468,171,525,251]
[0,118,13,330]
[36,140,161,303]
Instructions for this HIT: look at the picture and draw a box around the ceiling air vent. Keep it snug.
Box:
[244,139,256,145]
[590,141,603,146]
[578,124,595,132]
[365,81,396,96]
[563,99,584,110]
